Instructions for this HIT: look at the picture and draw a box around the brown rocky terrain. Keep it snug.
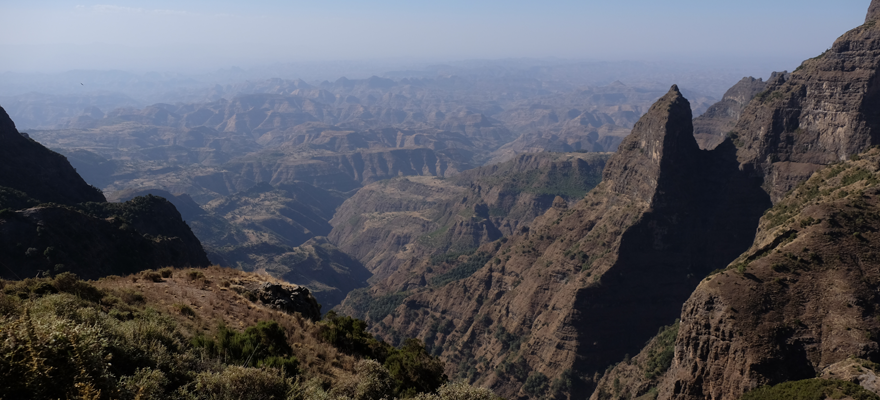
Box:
[692,77,767,150]
[328,152,609,283]
[114,184,368,310]
[733,10,880,203]
[596,148,880,399]
[592,4,880,399]
[360,86,769,398]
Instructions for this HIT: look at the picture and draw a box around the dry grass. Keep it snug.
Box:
[93,266,359,383]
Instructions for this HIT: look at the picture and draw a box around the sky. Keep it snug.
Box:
[0,0,871,73]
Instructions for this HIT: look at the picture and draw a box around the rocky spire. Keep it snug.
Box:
[601,84,698,204]
[868,0,880,22]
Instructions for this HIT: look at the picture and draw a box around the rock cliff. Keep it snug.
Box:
[733,13,880,202]
[692,77,766,150]
[0,107,210,279]
[0,196,209,280]
[643,148,880,400]
[364,86,768,398]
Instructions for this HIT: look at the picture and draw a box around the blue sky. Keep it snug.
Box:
[0,1,870,72]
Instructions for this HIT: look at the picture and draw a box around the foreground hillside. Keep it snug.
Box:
[0,267,497,399]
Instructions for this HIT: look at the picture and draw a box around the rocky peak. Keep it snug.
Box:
[868,0,880,22]
[602,84,698,204]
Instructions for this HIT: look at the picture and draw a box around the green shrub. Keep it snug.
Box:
[384,338,448,398]
[192,321,298,375]
[644,320,680,380]
[523,372,549,397]
[186,269,206,281]
[740,378,880,400]
[141,270,163,282]
[159,268,174,278]
[193,366,292,400]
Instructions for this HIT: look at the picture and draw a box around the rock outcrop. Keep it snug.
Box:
[363,86,768,398]
[733,13,880,202]
[654,148,880,399]
[0,106,105,205]
[693,77,766,150]
[233,280,323,321]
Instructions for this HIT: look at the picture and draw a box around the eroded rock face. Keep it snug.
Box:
[868,0,880,22]
[366,86,768,398]
[655,149,880,400]
[733,14,880,202]
[693,77,767,150]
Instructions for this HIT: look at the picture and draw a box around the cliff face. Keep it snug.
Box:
[649,148,880,400]
[0,106,105,205]
[733,15,880,202]
[226,147,465,193]
[692,77,766,150]
[364,87,768,398]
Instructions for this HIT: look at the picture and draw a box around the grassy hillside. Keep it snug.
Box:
[0,267,498,399]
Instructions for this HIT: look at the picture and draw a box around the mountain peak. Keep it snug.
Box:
[868,0,880,22]
[602,83,696,204]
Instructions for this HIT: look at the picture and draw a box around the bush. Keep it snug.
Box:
[159,268,174,278]
[192,321,299,375]
[193,366,292,400]
[412,381,496,400]
[186,269,206,281]
[741,378,880,400]
[141,270,163,282]
[384,339,448,397]
[523,372,549,397]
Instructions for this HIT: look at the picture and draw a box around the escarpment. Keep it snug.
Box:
[733,12,880,202]
[640,148,880,400]
[360,86,768,398]
[692,77,767,150]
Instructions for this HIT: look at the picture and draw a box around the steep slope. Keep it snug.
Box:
[0,105,105,205]
[597,147,880,400]
[328,152,609,282]
[692,77,767,150]
[733,10,880,202]
[364,86,769,398]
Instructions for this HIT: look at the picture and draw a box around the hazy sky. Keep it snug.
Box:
[0,0,871,73]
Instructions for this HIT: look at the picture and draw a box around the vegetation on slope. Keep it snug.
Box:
[739,379,879,400]
[0,267,495,399]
